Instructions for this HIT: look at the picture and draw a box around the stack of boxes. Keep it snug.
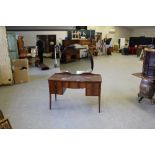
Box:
[13,59,29,84]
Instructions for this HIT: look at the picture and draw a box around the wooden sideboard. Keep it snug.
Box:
[61,39,97,62]
[62,39,94,47]
[48,72,102,112]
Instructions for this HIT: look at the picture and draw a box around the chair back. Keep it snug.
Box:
[0,109,4,120]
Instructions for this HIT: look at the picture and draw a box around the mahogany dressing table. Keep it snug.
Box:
[48,72,102,112]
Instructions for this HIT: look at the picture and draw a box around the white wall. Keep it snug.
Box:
[88,26,131,44]
[11,27,132,47]
[13,31,68,46]
[131,27,155,37]
[114,27,131,43]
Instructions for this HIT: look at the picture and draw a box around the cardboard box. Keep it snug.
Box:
[113,45,119,51]
[13,59,29,84]
[13,59,29,69]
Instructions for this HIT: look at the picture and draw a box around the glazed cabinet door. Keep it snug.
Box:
[7,32,19,61]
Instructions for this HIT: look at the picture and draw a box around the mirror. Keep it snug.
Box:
[54,44,94,74]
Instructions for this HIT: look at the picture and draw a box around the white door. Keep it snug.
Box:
[120,38,126,49]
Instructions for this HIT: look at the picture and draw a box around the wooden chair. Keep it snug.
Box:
[0,109,4,120]
[0,118,12,129]
[17,35,28,58]
[0,110,12,129]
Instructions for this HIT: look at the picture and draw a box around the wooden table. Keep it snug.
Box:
[48,72,102,112]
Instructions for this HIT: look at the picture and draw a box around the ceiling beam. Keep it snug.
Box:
[6,26,76,31]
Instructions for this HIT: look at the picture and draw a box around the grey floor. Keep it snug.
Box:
[1,53,155,129]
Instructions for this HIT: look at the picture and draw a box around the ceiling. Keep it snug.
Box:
[6,26,155,31]
[6,26,76,31]
[124,26,155,29]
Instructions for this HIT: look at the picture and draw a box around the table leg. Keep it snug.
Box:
[54,81,57,101]
[49,92,51,110]
[99,95,101,113]
[99,84,101,113]
[55,93,57,101]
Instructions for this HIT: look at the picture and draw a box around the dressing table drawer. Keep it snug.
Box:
[49,81,65,94]
[86,82,100,96]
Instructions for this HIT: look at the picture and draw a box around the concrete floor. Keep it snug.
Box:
[1,53,155,129]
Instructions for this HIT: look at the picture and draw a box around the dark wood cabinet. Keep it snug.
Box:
[62,39,95,47]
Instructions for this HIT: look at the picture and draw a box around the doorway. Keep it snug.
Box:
[37,35,56,58]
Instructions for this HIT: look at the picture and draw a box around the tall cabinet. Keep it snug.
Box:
[0,27,13,85]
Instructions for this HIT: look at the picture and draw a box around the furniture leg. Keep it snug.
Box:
[49,92,51,110]
[138,96,143,103]
[55,93,57,101]
[99,84,101,113]
[54,81,57,101]
[99,95,101,113]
